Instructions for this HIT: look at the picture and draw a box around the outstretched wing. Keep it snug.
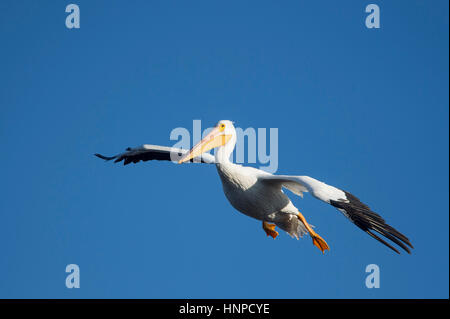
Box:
[259,174,413,254]
[95,144,215,165]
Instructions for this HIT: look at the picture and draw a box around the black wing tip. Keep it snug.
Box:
[365,230,402,254]
[95,153,111,160]
[331,191,414,254]
[94,153,120,162]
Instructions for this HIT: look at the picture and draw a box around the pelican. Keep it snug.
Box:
[95,120,413,254]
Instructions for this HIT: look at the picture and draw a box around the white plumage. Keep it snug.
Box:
[96,120,413,254]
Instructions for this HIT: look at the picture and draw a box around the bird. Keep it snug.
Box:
[95,120,413,254]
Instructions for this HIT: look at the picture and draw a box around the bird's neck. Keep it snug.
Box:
[215,146,232,164]
[215,137,236,165]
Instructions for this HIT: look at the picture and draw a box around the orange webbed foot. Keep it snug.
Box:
[311,233,330,254]
[296,212,330,254]
[262,221,279,239]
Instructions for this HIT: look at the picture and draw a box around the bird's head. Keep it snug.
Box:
[178,120,236,164]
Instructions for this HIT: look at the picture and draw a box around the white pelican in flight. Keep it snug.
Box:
[96,120,413,254]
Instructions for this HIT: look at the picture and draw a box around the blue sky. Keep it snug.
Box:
[0,1,448,298]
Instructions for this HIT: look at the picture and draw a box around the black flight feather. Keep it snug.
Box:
[330,191,413,254]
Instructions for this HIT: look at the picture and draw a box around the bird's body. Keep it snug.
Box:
[96,120,413,254]
[216,162,308,237]
[217,163,277,220]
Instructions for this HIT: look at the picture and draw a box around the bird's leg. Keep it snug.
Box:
[296,211,330,254]
[262,221,279,239]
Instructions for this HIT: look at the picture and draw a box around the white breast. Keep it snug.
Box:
[215,163,293,221]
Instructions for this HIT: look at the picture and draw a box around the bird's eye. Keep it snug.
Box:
[220,123,226,130]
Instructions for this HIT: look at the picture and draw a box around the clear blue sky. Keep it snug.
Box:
[0,0,448,298]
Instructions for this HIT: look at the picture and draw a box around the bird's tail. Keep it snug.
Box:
[275,214,308,239]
